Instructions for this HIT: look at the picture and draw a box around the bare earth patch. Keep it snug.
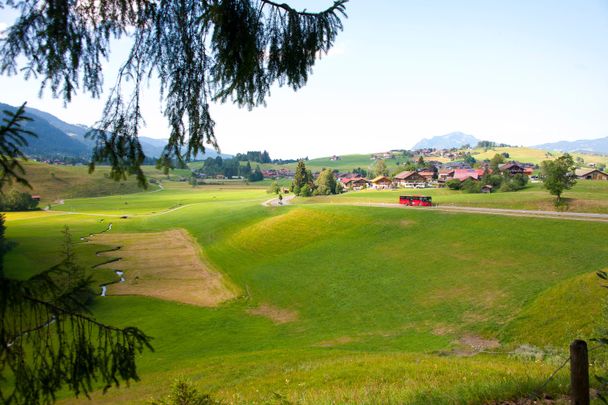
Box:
[247,303,298,324]
[453,334,500,356]
[316,336,357,347]
[90,229,237,307]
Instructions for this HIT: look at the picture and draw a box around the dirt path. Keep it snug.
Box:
[262,194,295,207]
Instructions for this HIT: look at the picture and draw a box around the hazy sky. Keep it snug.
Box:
[1,0,607,158]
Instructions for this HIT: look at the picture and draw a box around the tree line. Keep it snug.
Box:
[193,156,264,182]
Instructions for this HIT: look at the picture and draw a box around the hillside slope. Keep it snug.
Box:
[535,136,608,154]
[5,161,163,204]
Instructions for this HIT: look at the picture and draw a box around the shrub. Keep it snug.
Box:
[299,184,313,197]
[0,190,39,211]
[150,378,220,405]
[446,179,462,190]
[461,179,481,193]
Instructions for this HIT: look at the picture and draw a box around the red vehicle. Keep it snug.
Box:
[399,195,432,207]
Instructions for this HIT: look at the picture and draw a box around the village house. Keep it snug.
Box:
[393,171,427,188]
[370,152,394,160]
[441,162,472,170]
[498,163,525,176]
[438,169,455,182]
[575,169,608,181]
[370,176,392,189]
[341,177,370,190]
[418,170,435,182]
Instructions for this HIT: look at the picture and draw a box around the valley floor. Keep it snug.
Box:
[4,180,608,404]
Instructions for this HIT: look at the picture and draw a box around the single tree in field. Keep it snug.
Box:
[541,153,577,204]
[292,160,313,196]
[1,0,348,186]
[267,181,281,195]
[315,168,338,195]
[373,159,389,177]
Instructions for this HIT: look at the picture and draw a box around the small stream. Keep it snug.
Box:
[79,222,124,297]
[99,270,126,296]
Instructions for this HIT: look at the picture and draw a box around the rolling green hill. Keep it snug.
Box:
[4,182,608,404]
[2,161,189,204]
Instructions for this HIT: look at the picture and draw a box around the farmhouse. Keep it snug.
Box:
[370,176,392,189]
[393,171,427,187]
[575,169,608,180]
[438,169,455,182]
[418,170,435,182]
[341,177,370,190]
[499,163,525,176]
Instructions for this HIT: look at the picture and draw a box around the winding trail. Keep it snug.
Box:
[262,194,296,207]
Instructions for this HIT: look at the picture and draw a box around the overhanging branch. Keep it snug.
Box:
[260,0,348,17]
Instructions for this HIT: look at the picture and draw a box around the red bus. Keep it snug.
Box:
[399,195,432,207]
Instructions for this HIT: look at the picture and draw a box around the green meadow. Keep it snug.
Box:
[4,179,608,404]
[305,180,608,214]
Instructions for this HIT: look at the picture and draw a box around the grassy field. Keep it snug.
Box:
[470,147,608,166]
[4,180,608,404]
[302,180,608,214]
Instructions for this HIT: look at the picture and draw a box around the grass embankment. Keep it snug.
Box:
[303,180,608,214]
[470,147,608,166]
[4,161,182,204]
[4,184,608,403]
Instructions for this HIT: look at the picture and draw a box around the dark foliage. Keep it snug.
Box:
[235,150,271,163]
[0,110,153,404]
[1,0,348,186]
[0,190,39,211]
[0,103,36,189]
[248,165,264,182]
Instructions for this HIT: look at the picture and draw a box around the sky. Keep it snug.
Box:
[1,0,607,159]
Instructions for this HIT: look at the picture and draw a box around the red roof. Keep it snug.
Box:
[341,177,369,185]
[453,169,479,181]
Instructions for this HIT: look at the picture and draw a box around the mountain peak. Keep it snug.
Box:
[413,132,479,150]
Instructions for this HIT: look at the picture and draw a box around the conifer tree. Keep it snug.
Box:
[292,160,312,195]
[0,0,348,186]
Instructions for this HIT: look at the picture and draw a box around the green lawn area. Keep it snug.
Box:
[302,180,608,213]
[4,183,608,404]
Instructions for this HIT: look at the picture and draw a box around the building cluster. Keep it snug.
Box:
[335,162,608,192]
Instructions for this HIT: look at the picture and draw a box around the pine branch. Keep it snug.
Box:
[260,0,348,17]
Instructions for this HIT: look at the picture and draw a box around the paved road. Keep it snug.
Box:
[263,194,296,207]
[331,201,608,223]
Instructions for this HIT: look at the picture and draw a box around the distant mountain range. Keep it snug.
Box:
[534,137,608,155]
[0,102,229,160]
[412,132,480,150]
